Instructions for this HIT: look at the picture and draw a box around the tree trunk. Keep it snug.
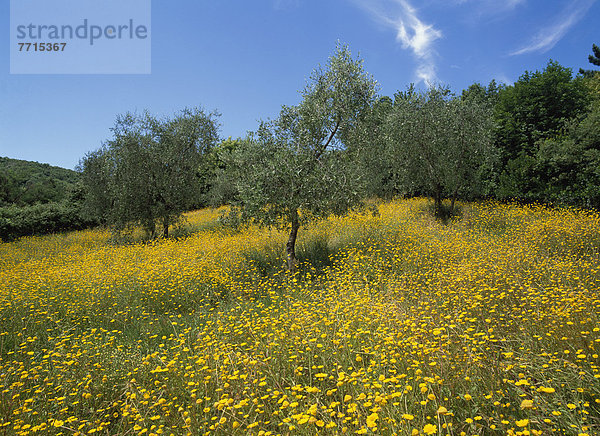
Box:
[146,221,156,239]
[163,216,169,238]
[450,188,458,216]
[286,210,300,272]
[434,184,442,218]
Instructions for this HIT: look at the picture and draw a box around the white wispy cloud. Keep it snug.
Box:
[511,0,596,55]
[503,0,526,9]
[453,0,524,11]
[448,0,525,26]
[351,0,442,85]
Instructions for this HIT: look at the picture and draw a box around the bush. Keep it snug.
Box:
[0,201,98,242]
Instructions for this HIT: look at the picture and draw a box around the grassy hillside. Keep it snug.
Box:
[0,199,599,435]
[0,156,79,206]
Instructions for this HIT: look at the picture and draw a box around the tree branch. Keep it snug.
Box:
[315,119,341,160]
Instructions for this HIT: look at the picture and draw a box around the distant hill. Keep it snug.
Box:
[0,157,80,206]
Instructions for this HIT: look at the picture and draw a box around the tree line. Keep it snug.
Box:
[0,158,96,241]
[0,157,79,206]
[3,43,598,260]
[76,43,600,270]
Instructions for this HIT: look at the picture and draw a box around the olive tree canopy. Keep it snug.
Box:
[386,85,497,217]
[230,43,378,271]
[80,107,220,237]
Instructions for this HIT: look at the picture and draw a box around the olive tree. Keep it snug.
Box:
[344,95,396,198]
[79,146,113,223]
[80,107,220,237]
[386,85,496,217]
[230,44,377,271]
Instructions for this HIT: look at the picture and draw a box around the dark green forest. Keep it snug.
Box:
[0,156,80,205]
[0,157,96,241]
[2,43,599,245]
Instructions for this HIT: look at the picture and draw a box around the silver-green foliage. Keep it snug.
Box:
[229,43,378,269]
[80,108,220,237]
[385,85,497,215]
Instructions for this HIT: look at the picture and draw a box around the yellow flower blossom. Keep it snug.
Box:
[423,423,437,435]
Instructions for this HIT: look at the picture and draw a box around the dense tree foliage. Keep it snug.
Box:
[0,200,96,241]
[0,157,94,241]
[523,96,600,208]
[580,43,600,77]
[461,80,502,107]
[494,61,597,205]
[0,171,18,206]
[6,44,600,243]
[229,44,377,270]
[0,157,79,206]
[494,61,588,166]
[385,85,496,216]
[205,137,243,206]
[345,96,395,199]
[80,108,220,237]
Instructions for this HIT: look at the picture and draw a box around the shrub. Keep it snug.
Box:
[0,201,97,241]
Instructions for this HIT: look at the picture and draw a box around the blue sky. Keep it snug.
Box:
[1,0,598,169]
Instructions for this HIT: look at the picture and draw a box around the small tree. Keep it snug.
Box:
[230,43,377,271]
[386,85,496,217]
[580,43,600,77]
[80,107,220,237]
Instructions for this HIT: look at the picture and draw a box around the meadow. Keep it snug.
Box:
[1,198,599,436]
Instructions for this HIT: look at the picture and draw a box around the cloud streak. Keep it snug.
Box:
[453,0,524,12]
[511,0,596,55]
[452,0,525,21]
[352,0,442,85]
